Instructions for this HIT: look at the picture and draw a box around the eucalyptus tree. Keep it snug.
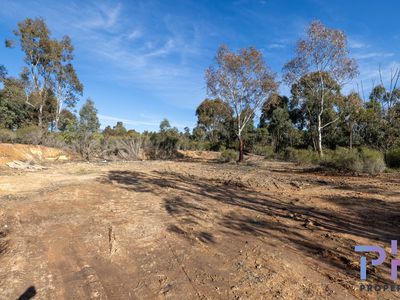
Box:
[77,98,100,160]
[0,65,6,80]
[338,92,363,149]
[290,72,341,151]
[79,98,100,133]
[8,18,82,128]
[195,98,232,145]
[206,44,278,162]
[284,21,358,156]
[53,36,83,130]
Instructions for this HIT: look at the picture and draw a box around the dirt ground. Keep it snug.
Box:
[0,157,399,299]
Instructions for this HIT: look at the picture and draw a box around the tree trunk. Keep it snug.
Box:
[238,136,244,162]
[311,129,317,152]
[38,104,43,127]
[349,124,353,149]
[54,111,61,132]
[38,88,46,128]
[317,114,323,157]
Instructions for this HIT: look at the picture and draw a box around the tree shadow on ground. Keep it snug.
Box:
[17,286,36,300]
[105,169,400,285]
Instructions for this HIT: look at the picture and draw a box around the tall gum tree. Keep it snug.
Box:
[195,98,232,145]
[206,44,278,162]
[283,21,358,156]
[8,18,82,128]
[52,36,83,130]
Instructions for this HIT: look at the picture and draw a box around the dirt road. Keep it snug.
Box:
[0,159,399,299]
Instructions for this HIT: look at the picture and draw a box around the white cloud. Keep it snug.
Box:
[98,114,160,127]
[354,52,394,60]
[348,38,368,49]
[98,114,190,130]
[267,43,286,49]
[127,29,142,40]
[77,3,122,30]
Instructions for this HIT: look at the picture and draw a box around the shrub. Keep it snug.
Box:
[184,140,212,151]
[253,145,275,159]
[16,125,44,144]
[386,148,400,168]
[0,129,16,143]
[73,131,102,161]
[148,129,180,159]
[284,147,320,165]
[321,147,361,172]
[321,147,385,175]
[219,149,238,163]
[100,136,143,160]
[359,147,385,175]
[41,132,69,149]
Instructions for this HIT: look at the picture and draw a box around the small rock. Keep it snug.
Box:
[304,220,314,228]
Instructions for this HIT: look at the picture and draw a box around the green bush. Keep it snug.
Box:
[386,148,400,168]
[253,145,275,159]
[16,125,44,144]
[359,147,385,175]
[148,129,180,159]
[321,147,362,172]
[284,147,320,165]
[321,147,385,175]
[0,129,16,143]
[219,149,238,163]
[180,140,202,151]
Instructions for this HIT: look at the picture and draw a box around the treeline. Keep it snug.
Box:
[1,18,400,172]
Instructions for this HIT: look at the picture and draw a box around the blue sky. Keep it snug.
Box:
[1,0,399,131]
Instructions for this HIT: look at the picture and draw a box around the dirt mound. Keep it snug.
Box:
[0,143,70,165]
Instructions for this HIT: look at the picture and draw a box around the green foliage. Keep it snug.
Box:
[281,147,385,175]
[148,119,180,159]
[58,109,77,132]
[321,147,385,175]
[269,107,293,152]
[321,148,362,172]
[104,122,127,137]
[195,98,232,148]
[0,65,7,80]
[79,98,100,133]
[159,118,171,132]
[113,122,127,136]
[0,129,16,143]
[16,125,44,144]
[252,145,275,158]
[360,148,386,175]
[219,149,238,163]
[284,147,320,165]
[10,18,83,128]
[386,148,400,168]
[206,44,278,161]
[0,77,30,129]
[260,94,289,127]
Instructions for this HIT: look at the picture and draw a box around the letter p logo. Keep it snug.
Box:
[355,245,386,280]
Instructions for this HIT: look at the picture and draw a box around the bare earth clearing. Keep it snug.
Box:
[0,157,399,299]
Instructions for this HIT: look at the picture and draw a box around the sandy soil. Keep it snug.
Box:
[0,143,70,165]
[0,158,399,299]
